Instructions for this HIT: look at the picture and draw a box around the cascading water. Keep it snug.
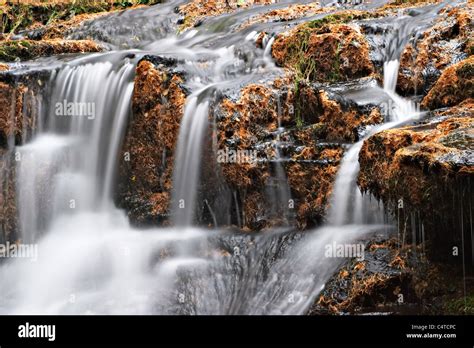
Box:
[326,2,447,226]
[172,95,210,227]
[0,0,450,315]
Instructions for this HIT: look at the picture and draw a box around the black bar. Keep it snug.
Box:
[0,315,473,346]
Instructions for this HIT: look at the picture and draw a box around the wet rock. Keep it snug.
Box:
[272,20,374,82]
[238,3,331,30]
[0,39,103,62]
[316,88,383,141]
[118,56,187,226]
[358,101,473,260]
[309,235,465,314]
[29,13,110,40]
[421,56,474,110]
[178,0,274,31]
[0,81,27,146]
[0,149,17,243]
[0,63,8,71]
[0,68,48,242]
[212,76,381,230]
[397,5,473,96]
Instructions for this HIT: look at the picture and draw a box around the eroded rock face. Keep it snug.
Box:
[119,56,382,229]
[358,101,473,259]
[118,57,187,226]
[397,5,473,96]
[272,19,374,82]
[421,56,474,110]
[0,39,102,62]
[212,77,381,230]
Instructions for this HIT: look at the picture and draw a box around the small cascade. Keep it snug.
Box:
[16,59,135,244]
[172,95,211,227]
[265,94,293,226]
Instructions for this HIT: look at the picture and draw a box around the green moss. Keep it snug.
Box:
[0,40,33,61]
[305,11,374,30]
[284,27,317,81]
[444,295,474,314]
[293,77,303,128]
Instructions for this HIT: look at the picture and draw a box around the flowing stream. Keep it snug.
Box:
[0,0,448,314]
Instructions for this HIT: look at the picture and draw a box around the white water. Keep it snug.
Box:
[172,95,210,226]
[328,57,420,227]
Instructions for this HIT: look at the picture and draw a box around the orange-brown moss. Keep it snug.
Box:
[421,56,474,110]
[0,39,103,62]
[178,0,274,30]
[272,21,374,82]
[119,58,187,225]
[309,239,457,314]
[318,90,383,141]
[397,5,473,95]
[0,81,27,144]
[238,3,331,30]
[39,12,109,40]
[359,105,473,201]
[358,101,473,260]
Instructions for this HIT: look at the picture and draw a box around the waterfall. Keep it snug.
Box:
[16,59,135,243]
[172,95,210,227]
[327,9,429,226]
[0,0,451,315]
